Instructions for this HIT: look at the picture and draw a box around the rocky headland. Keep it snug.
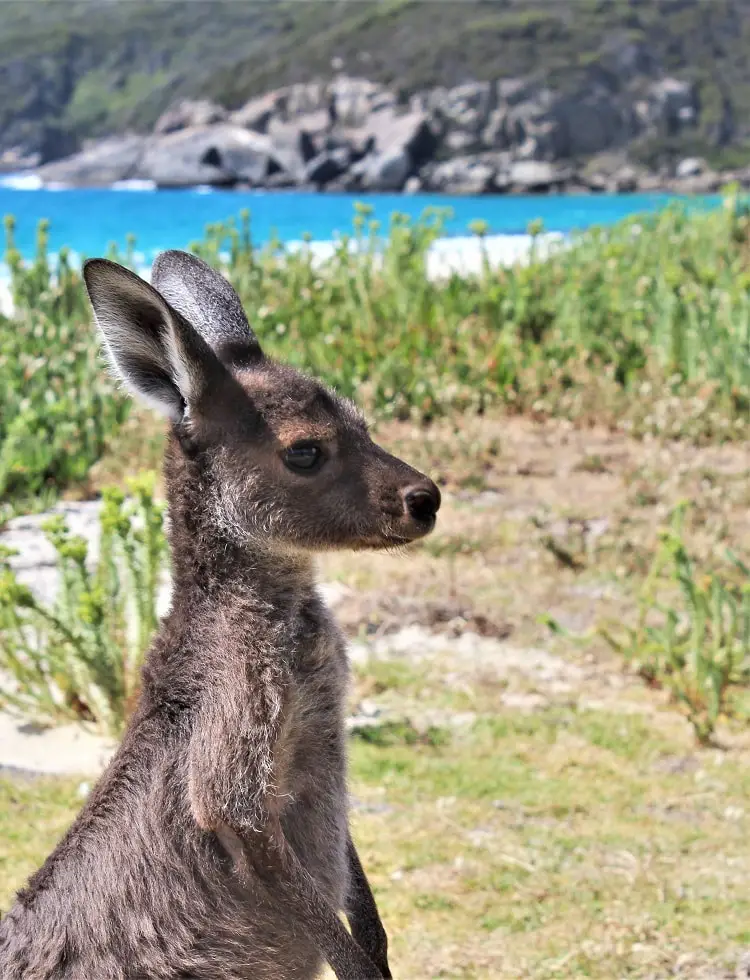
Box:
[17,73,744,196]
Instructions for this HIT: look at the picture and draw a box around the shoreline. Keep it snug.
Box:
[0,230,567,317]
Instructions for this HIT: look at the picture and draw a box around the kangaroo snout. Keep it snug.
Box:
[403,482,441,525]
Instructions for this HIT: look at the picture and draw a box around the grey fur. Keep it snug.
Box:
[0,252,441,980]
[151,250,262,363]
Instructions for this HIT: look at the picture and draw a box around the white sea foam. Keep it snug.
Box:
[0,172,43,191]
[111,179,157,192]
[285,231,566,276]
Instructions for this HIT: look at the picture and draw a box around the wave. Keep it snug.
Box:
[0,172,43,191]
[111,179,157,192]
[0,231,568,319]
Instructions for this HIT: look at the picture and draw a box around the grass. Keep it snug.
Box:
[2,200,750,974]
[6,413,746,976]
[4,700,750,978]
[4,192,750,519]
[0,773,83,909]
[2,421,750,975]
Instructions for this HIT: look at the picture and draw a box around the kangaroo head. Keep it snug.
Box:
[83,250,440,553]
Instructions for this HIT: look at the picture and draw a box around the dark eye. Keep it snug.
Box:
[283,443,323,473]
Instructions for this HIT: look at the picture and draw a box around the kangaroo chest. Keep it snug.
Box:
[272,612,351,903]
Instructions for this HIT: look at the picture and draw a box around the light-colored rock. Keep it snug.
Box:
[647,77,697,132]
[361,147,411,191]
[329,76,391,127]
[37,135,147,187]
[424,155,495,195]
[609,164,639,192]
[305,148,350,185]
[153,98,228,135]
[676,156,706,179]
[284,81,328,118]
[675,170,723,194]
[364,109,438,163]
[141,124,275,187]
[230,90,284,133]
[482,108,510,149]
[509,160,571,191]
[267,116,323,179]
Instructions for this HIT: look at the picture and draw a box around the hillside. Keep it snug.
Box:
[3,0,750,178]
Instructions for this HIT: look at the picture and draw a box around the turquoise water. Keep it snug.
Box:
[0,182,722,260]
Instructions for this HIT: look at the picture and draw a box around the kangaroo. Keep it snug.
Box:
[0,251,441,979]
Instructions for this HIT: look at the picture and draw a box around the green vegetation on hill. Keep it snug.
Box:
[3,0,750,166]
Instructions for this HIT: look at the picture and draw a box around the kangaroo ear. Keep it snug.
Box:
[83,258,224,422]
[150,250,263,365]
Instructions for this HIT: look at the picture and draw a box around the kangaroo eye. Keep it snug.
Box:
[283,443,323,473]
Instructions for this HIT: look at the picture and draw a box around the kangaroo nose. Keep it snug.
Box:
[404,484,441,523]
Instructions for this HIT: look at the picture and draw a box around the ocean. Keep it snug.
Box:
[0,177,723,263]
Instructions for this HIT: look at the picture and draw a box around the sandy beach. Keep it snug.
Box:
[0,230,565,317]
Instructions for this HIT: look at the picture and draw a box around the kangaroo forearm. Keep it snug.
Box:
[219,820,383,980]
[345,833,392,978]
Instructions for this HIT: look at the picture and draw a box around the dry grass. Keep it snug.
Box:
[5,411,750,977]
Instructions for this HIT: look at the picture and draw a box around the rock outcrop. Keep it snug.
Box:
[27,71,747,195]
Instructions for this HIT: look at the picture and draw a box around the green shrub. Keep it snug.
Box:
[0,217,128,519]
[4,193,750,514]
[0,473,168,735]
[191,197,750,435]
[599,503,750,746]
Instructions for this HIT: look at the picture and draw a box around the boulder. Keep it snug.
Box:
[329,76,392,126]
[509,160,571,192]
[37,135,148,186]
[343,108,439,191]
[305,148,350,186]
[355,108,440,189]
[140,125,275,187]
[547,91,633,158]
[608,164,639,192]
[445,130,478,154]
[497,77,538,107]
[230,91,284,133]
[423,156,495,195]
[153,99,227,135]
[0,147,40,173]
[647,78,698,134]
[674,170,722,194]
[284,82,328,117]
[383,110,437,162]
[676,156,706,179]
[485,85,633,161]
[428,81,494,142]
[482,108,510,150]
[267,118,322,182]
[361,148,411,191]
